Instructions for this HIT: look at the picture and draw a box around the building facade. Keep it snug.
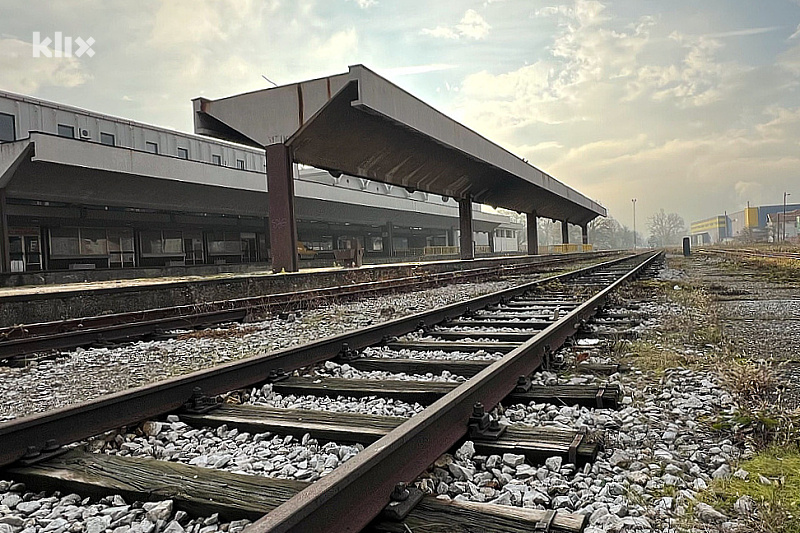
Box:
[691,204,800,245]
[0,90,519,273]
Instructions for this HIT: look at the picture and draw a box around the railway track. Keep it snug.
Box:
[0,252,619,363]
[697,247,800,261]
[0,251,661,533]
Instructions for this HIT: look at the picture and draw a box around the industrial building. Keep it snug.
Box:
[690,204,800,245]
[0,65,605,275]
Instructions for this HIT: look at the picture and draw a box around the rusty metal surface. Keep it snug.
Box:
[458,197,474,261]
[266,143,298,273]
[244,252,661,533]
[0,254,642,468]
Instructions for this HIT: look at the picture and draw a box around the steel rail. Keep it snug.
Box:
[0,252,619,360]
[246,251,662,533]
[697,248,800,261]
[0,253,639,468]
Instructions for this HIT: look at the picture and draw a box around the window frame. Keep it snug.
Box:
[100,132,115,146]
[177,147,189,159]
[145,141,159,154]
[57,124,75,138]
[0,112,15,142]
[236,159,245,170]
[212,154,222,166]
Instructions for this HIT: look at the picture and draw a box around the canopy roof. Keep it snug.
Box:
[194,64,606,225]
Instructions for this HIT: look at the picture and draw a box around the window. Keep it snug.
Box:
[212,154,222,166]
[236,159,245,170]
[140,230,184,256]
[0,112,15,142]
[100,132,115,146]
[79,228,108,256]
[145,141,158,154]
[49,227,80,256]
[177,147,188,159]
[207,231,241,255]
[57,124,75,138]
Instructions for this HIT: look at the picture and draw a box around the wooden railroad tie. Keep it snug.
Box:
[180,405,599,464]
[7,449,587,533]
[383,340,522,354]
[348,358,625,379]
[272,377,621,409]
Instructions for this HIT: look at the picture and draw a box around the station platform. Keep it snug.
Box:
[0,253,614,327]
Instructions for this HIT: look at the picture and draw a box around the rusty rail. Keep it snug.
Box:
[0,252,618,361]
[0,253,647,469]
[244,251,661,533]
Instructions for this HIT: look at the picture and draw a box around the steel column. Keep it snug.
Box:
[582,224,589,246]
[0,190,9,273]
[266,144,298,273]
[383,222,394,256]
[561,220,570,244]
[459,196,474,260]
[527,212,539,255]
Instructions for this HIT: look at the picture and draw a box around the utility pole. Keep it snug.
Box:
[632,198,637,250]
[784,192,791,242]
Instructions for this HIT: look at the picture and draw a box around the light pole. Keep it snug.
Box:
[784,192,791,242]
[632,198,637,250]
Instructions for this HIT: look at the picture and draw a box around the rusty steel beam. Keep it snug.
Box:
[527,211,539,256]
[459,196,474,260]
[244,252,661,533]
[266,143,298,273]
[0,254,642,468]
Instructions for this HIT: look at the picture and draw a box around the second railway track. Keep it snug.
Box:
[0,252,619,362]
[0,251,661,533]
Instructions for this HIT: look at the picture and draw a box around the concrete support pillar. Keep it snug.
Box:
[561,220,570,244]
[266,143,298,273]
[458,196,474,260]
[1,189,11,273]
[581,224,589,246]
[526,212,539,255]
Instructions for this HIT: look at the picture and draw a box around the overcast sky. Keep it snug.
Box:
[1,0,799,228]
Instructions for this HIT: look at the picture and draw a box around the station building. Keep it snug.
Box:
[0,89,522,274]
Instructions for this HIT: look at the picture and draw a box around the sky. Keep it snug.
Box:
[1,0,799,230]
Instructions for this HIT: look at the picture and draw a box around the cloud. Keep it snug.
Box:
[349,0,377,8]
[705,26,780,39]
[379,63,457,76]
[453,0,800,225]
[790,23,800,40]
[421,26,460,40]
[0,38,88,94]
[456,9,491,40]
[422,9,491,41]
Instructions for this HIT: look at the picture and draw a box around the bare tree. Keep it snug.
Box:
[588,216,643,249]
[647,209,685,247]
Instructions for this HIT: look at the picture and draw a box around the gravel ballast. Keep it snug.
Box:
[0,277,535,422]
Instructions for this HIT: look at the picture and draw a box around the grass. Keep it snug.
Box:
[713,247,800,284]
[701,445,800,533]
[617,339,704,375]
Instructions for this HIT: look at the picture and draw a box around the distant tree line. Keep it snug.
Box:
[495,207,686,250]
